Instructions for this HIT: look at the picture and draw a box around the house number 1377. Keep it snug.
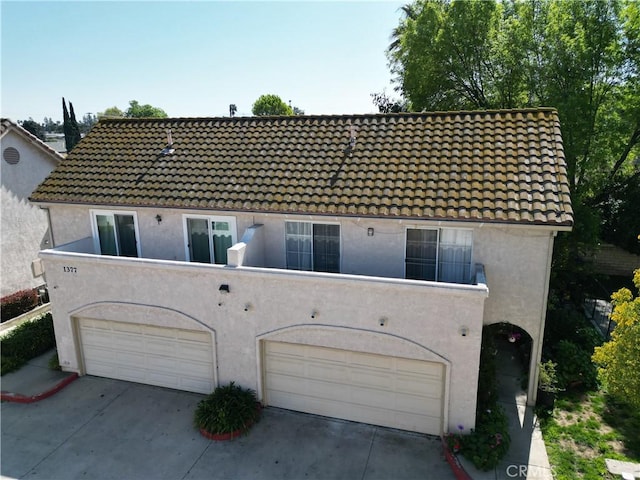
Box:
[63,266,77,273]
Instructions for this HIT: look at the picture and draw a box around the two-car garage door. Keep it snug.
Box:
[263,341,444,435]
[78,318,214,394]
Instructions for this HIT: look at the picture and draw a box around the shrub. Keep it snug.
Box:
[476,329,498,412]
[451,326,511,471]
[48,351,61,371]
[0,313,56,375]
[538,360,560,393]
[194,382,260,435]
[553,340,598,390]
[460,406,511,471]
[1,288,39,322]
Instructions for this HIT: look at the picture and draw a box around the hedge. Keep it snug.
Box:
[1,288,40,323]
[1,312,55,375]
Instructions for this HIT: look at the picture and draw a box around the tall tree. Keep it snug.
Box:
[79,113,97,134]
[125,100,168,118]
[68,102,82,150]
[386,0,640,279]
[592,268,640,409]
[19,118,46,141]
[98,106,124,118]
[62,97,73,152]
[251,94,293,116]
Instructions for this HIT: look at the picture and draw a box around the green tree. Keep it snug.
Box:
[371,91,408,113]
[125,100,168,118]
[62,97,73,152]
[251,94,293,116]
[19,118,45,141]
[79,113,97,134]
[68,101,82,149]
[98,106,124,118]
[386,0,640,292]
[592,268,640,409]
[42,117,62,133]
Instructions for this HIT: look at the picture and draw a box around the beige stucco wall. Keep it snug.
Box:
[41,203,560,422]
[41,248,487,434]
[46,204,555,343]
[0,131,57,296]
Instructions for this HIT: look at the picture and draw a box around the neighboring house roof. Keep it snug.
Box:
[1,119,65,164]
[30,108,573,227]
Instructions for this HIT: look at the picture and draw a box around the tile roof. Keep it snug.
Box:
[30,109,573,227]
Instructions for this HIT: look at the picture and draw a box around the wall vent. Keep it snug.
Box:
[3,147,20,164]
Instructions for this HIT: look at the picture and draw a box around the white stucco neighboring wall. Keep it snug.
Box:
[1,130,59,296]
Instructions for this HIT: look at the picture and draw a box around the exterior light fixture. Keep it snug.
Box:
[219,284,230,293]
[155,214,162,224]
[460,326,469,337]
[367,228,374,237]
[379,317,387,327]
[311,310,318,319]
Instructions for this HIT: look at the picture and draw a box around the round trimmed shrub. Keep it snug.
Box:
[194,382,260,436]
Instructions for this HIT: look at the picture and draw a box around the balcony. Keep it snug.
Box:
[41,230,488,293]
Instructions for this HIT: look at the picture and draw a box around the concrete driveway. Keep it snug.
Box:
[1,376,454,480]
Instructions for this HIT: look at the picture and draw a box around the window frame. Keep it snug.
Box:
[404,227,473,284]
[90,209,142,257]
[284,220,342,273]
[182,214,237,265]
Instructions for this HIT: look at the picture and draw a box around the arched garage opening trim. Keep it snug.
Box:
[69,301,215,333]
[256,323,451,364]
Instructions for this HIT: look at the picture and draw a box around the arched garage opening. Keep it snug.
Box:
[257,326,450,436]
[70,302,216,394]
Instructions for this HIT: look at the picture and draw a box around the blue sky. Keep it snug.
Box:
[1,1,405,122]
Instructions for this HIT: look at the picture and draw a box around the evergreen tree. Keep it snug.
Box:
[62,97,72,152]
[68,102,82,150]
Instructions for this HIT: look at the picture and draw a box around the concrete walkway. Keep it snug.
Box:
[1,348,77,402]
[458,338,554,480]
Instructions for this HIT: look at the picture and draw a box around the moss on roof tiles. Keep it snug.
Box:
[30,109,573,226]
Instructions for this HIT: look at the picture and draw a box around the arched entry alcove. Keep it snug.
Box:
[480,323,534,407]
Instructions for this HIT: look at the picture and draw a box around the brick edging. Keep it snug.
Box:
[0,373,78,403]
[442,437,473,480]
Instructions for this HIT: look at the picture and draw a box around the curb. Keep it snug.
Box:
[442,437,473,480]
[0,373,79,403]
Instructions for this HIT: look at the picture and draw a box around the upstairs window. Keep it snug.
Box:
[406,228,472,284]
[91,210,140,257]
[285,222,340,273]
[183,215,237,265]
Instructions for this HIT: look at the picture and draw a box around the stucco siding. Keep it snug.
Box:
[473,227,554,338]
[1,131,57,295]
[45,205,555,341]
[42,251,486,433]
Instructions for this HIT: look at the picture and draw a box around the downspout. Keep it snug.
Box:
[528,230,557,406]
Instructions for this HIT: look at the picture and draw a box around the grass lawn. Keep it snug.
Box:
[539,389,640,480]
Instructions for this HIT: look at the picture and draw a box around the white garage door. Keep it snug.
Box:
[79,318,214,394]
[263,341,444,435]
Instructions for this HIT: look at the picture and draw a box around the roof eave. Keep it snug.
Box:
[30,198,574,230]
